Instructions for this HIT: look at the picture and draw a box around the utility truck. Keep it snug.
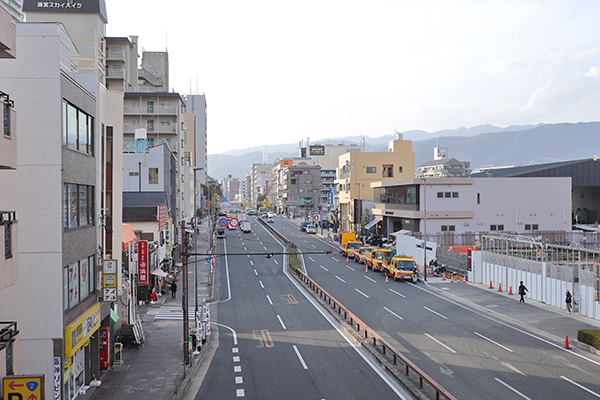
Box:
[367,248,394,271]
[339,232,363,258]
[383,255,418,283]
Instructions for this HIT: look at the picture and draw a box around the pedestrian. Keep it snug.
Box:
[170,281,177,299]
[518,281,528,303]
[566,290,572,313]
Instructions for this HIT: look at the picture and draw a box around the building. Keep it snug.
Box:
[137,51,169,92]
[250,163,271,208]
[281,162,322,217]
[336,133,415,232]
[105,36,139,92]
[416,144,468,178]
[371,177,572,237]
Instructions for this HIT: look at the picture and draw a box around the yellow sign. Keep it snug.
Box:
[103,273,117,288]
[64,303,101,358]
[2,375,44,400]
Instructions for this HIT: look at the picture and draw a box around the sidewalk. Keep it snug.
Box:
[85,218,215,400]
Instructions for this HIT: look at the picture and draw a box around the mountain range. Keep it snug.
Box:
[207,122,600,181]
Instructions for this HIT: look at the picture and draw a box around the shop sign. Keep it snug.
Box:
[53,357,61,399]
[2,375,44,400]
[64,303,101,358]
[165,219,172,256]
[138,240,148,285]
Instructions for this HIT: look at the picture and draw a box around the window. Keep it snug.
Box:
[147,119,154,132]
[398,166,403,173]
[129,172,139,177]
[305,180,312,184]
[525,224,539,230]
[437,192,444,198]
[366,167,376,173]
[490,224,504,231]
[64,255,96,310]
[441,225,456,231]
[63,184,95,228]
[290,179,296,184]
[147,101,154,113]
[62,101,93,154]
[149,168,159,184]
[452,192,459,198]
[438,191,459,198]
[3,101,10,137]
[382,165,393,178]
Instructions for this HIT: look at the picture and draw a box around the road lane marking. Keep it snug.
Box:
[364,276,376,283]
[501,362,526,376]
[233,356,240,362]
[293,345,308,369]
[254,269,258,276]
[273,259,279,264]
[263,246,267,250]
[345,265,355,271]
[355,288,370,298]
[424,333,456,353]
[311,244,316,248]
[561,376,600,398]
[236,388,245,397]
[474,332,513,352]
[303,240,308,243]
[232,348,239,353]
[332,257,340,262]
[259,280,264,288]
[335,276,346,283]
[244,247,247,251]
[235,376,243,384]
[320,265,328,271]
[423,306,448,319]
[250,260,254,266]
[234,366,241,372]
[277,315,287,330]
[494,378,532,399]
[383,306,403,320]
[308,257,315,262]
[266,295,273,305]
[389,288,406,298]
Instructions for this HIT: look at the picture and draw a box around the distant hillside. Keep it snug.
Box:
[207,122,600,180]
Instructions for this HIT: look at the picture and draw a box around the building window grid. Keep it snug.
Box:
[63,184,95,228]
[64,255,95,310]
[441,225,456,232]
[62,101,94,155]
[490,224,505,231]
[524,224,539,230]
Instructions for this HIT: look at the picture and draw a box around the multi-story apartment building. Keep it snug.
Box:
[336,134,415,232]
[105,36,139,92]
[281,162,322,217]
[416,145,467,178]
[138,51,169,92]
[0,0,20,382]
[251,163,271,208]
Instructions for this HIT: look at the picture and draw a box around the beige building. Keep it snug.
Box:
[336,133,415,232]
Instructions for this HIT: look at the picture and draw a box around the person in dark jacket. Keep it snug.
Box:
[170,281,177,299]
[566,290,572,312]
[518,281,528,303]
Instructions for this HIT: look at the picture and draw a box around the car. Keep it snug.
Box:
[247,210,257,216]
[267,217,274,223]
[216,228,226,238]
[300,221,311,231]
[305,224,317,234]
[241,222,252,233]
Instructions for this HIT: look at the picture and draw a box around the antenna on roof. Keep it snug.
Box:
[263,145,268,164]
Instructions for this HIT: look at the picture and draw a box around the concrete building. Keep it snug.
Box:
[221,174,240,202]
[105,35,139,92]
[138,51,169,92]
[371,177,572,237]
[336,134,415,232]
[416,145,468,178]
[0,0,20,382]
[183,94,207,185]
[250,163,271,208]
[281,162,322,217]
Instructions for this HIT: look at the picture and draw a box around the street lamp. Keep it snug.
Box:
[420,177,427,282]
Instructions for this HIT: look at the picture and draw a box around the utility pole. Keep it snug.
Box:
[181,221,189,365]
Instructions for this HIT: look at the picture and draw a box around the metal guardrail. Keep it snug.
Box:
[296,269,457,400]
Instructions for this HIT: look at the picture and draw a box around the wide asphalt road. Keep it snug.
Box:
[193,215,411,400]
[273,217,600,400]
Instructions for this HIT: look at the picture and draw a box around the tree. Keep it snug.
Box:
[360,207,371,232]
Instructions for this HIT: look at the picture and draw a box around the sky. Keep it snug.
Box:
[106,0,600,155]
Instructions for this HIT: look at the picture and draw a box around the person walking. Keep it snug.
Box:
[566,290,572,313]
[518,281,528,303]
[170,281,177,299]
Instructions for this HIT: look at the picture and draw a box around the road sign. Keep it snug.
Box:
[103,288,117,301]
[3,375,44,400]
[313,214,320,222]
[206,248,213,255]
[205,257,211,263]
[218,217,228,227]
[229,218,239,228]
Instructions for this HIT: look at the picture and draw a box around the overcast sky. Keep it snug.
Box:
[106,0,600,155]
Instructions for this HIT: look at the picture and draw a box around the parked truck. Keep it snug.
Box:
[339,232,363,258]
[355,246,374,264]
[367,248,394,271]
[383,255,418,283]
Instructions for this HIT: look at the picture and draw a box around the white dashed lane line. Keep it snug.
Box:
[320,265,328,271]
[335,276,346,283]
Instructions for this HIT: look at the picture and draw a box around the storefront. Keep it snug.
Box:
[63,303,101,399]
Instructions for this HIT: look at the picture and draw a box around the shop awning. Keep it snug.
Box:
[151,270,168,277]
[122,223,138,249]
[364,219,381,231]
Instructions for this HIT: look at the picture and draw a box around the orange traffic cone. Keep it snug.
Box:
[498,283,502,292]
[346,256,349,263]
[450,276,454,283]
[442,275,446,281]
[509,286,513,295]
[365,266,368,273]
[333,250,336,255]
[462,276,467,283]
[489,281,493,289]
[385,274,389,283]
[565,335,570,349]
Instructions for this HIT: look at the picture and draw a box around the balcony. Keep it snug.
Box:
[1,211,18,289]
[106,49,125,62]
[123,104,179,116]
[0,95,16,169]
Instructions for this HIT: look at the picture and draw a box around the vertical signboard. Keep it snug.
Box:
[165,218,172,257]
[138,240,148,285]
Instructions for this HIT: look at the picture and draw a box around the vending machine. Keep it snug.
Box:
[99,327,111,370]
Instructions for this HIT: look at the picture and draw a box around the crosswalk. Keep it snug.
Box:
[153,305,202,320]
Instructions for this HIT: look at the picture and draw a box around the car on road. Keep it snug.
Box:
[305,224,317,234]
[300,221,311,232]
[217,228,226,238]
[267,216,274,223]
[247,210,257,216]
[241,222,252,233]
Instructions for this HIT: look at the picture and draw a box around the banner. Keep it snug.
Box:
[138,240,148,285]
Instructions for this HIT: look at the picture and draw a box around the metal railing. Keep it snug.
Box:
[296,269,457,400]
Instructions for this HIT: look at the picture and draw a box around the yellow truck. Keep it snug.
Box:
[367,248,394,272]
[339,232,363,258]
[355,246,374,264]
[383,255,418,283]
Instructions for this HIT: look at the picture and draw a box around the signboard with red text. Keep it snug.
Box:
[138,240,148,285]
